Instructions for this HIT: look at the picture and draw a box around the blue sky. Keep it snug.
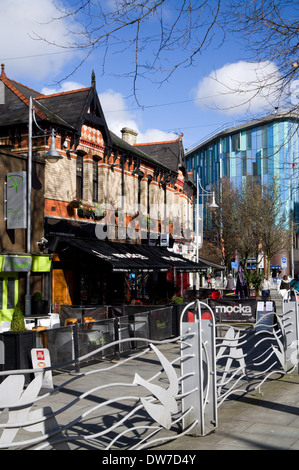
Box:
[0,0,295,150]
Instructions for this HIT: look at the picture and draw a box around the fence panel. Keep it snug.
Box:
[148,307,173,341]
[77,319,116,362]
[37,326,74,370]
[215,308,290,406]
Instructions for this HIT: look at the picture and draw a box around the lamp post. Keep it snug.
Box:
[25,96,63,316]
[195,175,218,289]
[195,175,218,262]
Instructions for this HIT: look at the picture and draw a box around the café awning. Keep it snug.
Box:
[57,237,207,272]
[58,237,169,272]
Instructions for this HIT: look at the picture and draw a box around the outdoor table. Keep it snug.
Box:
[25,315,52,329]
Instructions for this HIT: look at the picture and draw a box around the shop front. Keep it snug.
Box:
[0,254,52,322]
[50,236,207,306]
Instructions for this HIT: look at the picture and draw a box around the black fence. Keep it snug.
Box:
[1,298,279,376]
[35,305,177,371]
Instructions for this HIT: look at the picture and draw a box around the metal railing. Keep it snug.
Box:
[0,299,297,450]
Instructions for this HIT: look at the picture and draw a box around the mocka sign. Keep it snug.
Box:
[209,298,257,323]
[6,171,27,229]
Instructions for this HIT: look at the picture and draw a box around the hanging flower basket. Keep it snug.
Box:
[83,207,94,218]
[94,205,106,220]
[69,198,82,208]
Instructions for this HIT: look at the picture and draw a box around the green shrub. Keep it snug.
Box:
[11,304,25,332]
[172,296,183,304]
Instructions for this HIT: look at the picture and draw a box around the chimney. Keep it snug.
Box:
[121,127,138,146]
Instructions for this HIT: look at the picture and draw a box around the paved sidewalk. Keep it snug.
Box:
[156,373,299,451]
[46,343,299,451]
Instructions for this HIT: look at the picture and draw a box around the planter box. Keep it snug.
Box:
[32,299,49,316]
[0,331,36,383]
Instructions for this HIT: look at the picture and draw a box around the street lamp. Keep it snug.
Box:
[25,96,63,316]
[195,176,218,287]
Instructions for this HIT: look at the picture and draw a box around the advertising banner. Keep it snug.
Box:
[208,298,257,323]
[31,348,53,389]
[6,171,27,229]
[3,255,32,272]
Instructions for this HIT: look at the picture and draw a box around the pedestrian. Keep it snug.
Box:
[236,263,247,299]
[290,273,299,290]
[261,276,271,298]
[290,273,299,299]
[226,273,235,290]
[279,274,290,301]
[210,275,216,289]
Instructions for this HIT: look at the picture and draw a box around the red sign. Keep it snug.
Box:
[36,350,45,361]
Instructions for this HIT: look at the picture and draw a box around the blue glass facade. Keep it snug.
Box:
[186,116,299,225]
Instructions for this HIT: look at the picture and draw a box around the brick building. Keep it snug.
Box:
[0,147,49,321]
[0,65,201,308]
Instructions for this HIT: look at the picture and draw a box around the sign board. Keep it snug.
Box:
[256,301,275,332]
[3,255,32,272]
[160,233,169,247]
[6,171,27,229]
[31,348,53,389]
[208,298,257,323]
[281,257,287,269]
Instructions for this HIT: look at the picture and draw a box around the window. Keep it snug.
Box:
[93,157,99,202]
[262,125,268,149]
[76,154,83,199]
[246,130,252,150]
[231,133,240,152]
[242,151,247,176]
[7,278,15,310]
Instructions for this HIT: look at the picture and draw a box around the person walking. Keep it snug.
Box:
[279,275,290,301]
[262,277,271,298]
[236,263,247,299]
[290,273,299,300]
[226,273,235,290]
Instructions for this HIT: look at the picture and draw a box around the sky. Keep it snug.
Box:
[0,0,296,150]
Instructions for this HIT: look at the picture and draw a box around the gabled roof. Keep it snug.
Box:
[0,64,109,135]
[0,64,179,173]
[135,137,185,173]
[109,131,175,172]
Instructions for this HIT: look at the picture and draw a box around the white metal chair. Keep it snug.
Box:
[0,321,11,332]
[49,313,60,329]
[37,318,51,329]
[25,320,35,330]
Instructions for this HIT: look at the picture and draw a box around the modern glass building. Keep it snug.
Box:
[185,113,299,273]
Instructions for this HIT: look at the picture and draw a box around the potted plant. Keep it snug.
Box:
[246,271,264,297]
[32,292,49,315]
[0,304,36,383]
[94,205,106,220]
[171,296,183,304]
[69,197,82,208]
[11,303,25,332]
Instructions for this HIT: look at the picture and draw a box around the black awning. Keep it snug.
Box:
[56,237,209,272]
[57,237,170,272]
[153,247,208,272]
